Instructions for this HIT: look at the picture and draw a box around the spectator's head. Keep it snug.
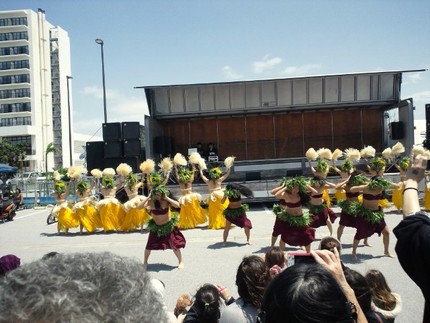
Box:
[0,254,20,276]
[319,236,342,255]
[259,263,358,323]
[236,255,267,309]
[344,268,372,313]
[365,269,397,311]
[190,284,221,323]
[174,293,192,317]
[15,188,21,194]
[0,252,169,323]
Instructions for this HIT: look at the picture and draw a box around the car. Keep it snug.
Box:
[10,172,43,186]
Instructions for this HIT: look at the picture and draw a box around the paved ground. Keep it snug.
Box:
[0,204,425,321]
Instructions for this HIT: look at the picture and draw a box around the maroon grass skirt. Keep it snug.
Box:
[225,211,252,229]
[354,217,386,240]
[146,227,186,251]
[272,217,315,246]
[339,210,357,228]
[310,205,337,228]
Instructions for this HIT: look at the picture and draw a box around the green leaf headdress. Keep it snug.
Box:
[284,176,308,194]
[178,167,193,184]
[315,159,329,173]
[340,159,353,173]
[102,176,114,189]
[54,180,66,194]
[150,185,170,200]
[369,157,386,173]
[399,156,410,172]
[149,172,163,186]
[126,173,138,187]
[209,167,223,180]
[77,180,88,195]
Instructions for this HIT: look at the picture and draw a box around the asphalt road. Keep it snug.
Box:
[0,204,425,322]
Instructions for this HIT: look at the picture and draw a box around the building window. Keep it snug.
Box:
[0,31,28,41]
[0,60,30,70]
[0,46,29,56]
[0,74,30,84]
[0,17,27,27]
[0,102,31,113]
[0,116,31,127]
[0,88,31,99]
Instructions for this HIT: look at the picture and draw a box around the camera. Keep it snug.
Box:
[286,252,316,267]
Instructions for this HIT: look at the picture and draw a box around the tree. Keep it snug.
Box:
[45,142,59,174]
[0,140,26,169]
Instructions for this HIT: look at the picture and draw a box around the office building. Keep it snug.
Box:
[0,9,72,172]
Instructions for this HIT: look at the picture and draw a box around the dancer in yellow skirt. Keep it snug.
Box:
[198,157,234,230]
[121,171,149,232]
[174,154,206,229]
[73,178,100,234]
[96,168,125,232]
[52,180,79,234]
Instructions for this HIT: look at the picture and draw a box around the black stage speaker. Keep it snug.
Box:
[103,122,122,141]
[153,136,174,155]
[123,139,141,157]
[122,122,140,140]
[104,141,123,158]
[104,156,140,173]
[86,141,104,171]
[390,121,404,140]
[245,171,261,181]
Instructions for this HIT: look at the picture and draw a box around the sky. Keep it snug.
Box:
[1,0,429,140]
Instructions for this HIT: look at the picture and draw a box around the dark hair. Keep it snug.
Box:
[344,269,372,313]
[365,269,396,311]
[41,252,60,260]
[189,284,220,323]
[265,247,285,269]
[319,236,342,255]
[236,255,267,309]
[225,183,254,198]
[260,263,357,323]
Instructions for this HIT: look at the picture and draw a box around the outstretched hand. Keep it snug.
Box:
[405,153,428,183]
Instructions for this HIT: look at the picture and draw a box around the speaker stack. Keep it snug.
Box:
[86,122,143,173]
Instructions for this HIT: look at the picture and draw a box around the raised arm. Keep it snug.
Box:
[219,167,231,183]
[350,183,369,193]
[402,153,427,217]
[164,194,180,209]
[199,167,210,184]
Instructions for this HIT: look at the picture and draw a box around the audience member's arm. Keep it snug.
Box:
[312,249,367,323]
[402,153,427,217]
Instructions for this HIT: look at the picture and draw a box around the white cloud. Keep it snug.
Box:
[252,55,282,74]
[280,64,321,77]
[404,72,423,85]
[222,65,243,80]
[82,85,118,100]
[409,90,430,101]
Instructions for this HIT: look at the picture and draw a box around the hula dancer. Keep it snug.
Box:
[221,183,254,245]
[199,156,235,230]
[73,178,99,234]
[271,176,315,252]
[335,171,368,241]
[350,157,401,260]
[121,171,150,232]
[52,177,78,234]
[173,153,206,229]
[143,185,186,269]
[392,156,409,211]
[95,168,125,232]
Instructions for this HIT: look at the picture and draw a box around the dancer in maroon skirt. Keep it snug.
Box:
[271,176,315,252]
[308,176,337,236]
[220,183,254,245]
[350,158,401,260]
[335,171,369,242]
[141,185,186,269]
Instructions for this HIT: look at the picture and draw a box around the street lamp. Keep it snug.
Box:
[66,76,73,166]
[95,38,107,124]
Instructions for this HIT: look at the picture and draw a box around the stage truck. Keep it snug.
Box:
[136,69,424,201]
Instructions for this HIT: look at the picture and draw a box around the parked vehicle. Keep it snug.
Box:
[0,198,17,223]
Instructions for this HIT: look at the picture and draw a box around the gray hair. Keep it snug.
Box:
[0,252,169,323]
